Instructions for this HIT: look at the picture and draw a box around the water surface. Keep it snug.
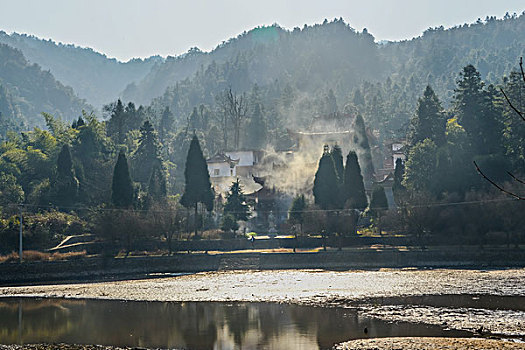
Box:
[0,298,472,349]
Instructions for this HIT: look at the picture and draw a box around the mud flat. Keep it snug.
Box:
[336,337,525,349]
[1,268,525,341]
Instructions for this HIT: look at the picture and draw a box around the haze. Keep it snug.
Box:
[0,0,524,61]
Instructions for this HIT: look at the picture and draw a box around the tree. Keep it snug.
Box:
[180,134,214,236]
[221,214,239,235]
[53,144,79,207]
[112,151,133,208]
[392,158,407,205]
[223,179,250,233]
[352,114,374,183]
[158,106,174,144]
[217,89,247,150]
[0,172,24,215]
[313,145,339,210]
[289,194,306,252]
[132,120,162,186]
[408,85,446,147]
[341,151,368,210]
[403,139,437,193]
[331,144,344,183]
[147,163,167,202]
[454,65,503,155]
[369,185,388,234]
[106,99,126,144]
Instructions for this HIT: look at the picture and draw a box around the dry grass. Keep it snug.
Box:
[0,250,87,263]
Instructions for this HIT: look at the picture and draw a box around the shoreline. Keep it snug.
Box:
[1,246,524,286]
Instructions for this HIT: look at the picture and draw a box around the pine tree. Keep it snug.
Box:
[112,151,133,208]
[408,85,446,147]
[352,114,374,182]
[313,145,339,210]
[106,99,126,144]
[224,179,250,224]
[454,65,503,155]
[341,151,368,210]
[180,134,214,236]
[132,120,162,186]
[158,106,173,144]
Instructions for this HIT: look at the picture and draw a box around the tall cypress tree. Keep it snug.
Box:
[341,151,368,210]
[313,145,339,210]
[112,151,134,208]
[224,179,250,222]
[331,144,344,183]
[392,158,407,205]
[408,85,446,147]
[53,144,79,207]
[352,114,374,183]
[148,163,167,201]
[180,134,214,236]
[106,99,126,144]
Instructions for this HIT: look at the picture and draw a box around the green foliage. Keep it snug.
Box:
[243,103,267,149]
[408,86,446,147]
[180,135,214,211]
[392,158,406,205]
[111,151,134,208]
[132,120,162,185]
[313,146,339,210]
[51,144,79,208]
[224,179,250,222]
[351,115,374,182]
[403,139,437,193]
[369,186,388,219]
[0,172,24,214]
[288,194,306,226]
[221,214,239,234]
[341,151,368,210]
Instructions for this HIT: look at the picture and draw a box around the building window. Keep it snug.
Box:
[214,169,220,176]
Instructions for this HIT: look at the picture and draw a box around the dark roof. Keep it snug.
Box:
[206,153,239,165]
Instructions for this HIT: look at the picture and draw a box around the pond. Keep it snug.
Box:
[0,298,473,350]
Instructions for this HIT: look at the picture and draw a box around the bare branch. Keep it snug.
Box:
[507,171,525,185]
[474,161,525,200]
[500,87,525,121]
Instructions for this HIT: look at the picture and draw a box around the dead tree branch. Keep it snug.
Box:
[474,161,525,200]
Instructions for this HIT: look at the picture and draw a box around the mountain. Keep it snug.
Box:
[128,14,525,138]
[0,31,162,108]
[0,43,89,131]
[123,20,384,106]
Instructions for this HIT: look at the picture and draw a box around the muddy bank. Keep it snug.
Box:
[2,269,525,338]
[336,337,525,349]
[1,246,524,285]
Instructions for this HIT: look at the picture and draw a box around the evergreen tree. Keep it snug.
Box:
[331,144,344,183]
[341,151,368,210]
[224,179,250,223]
[132,120,162,186]
[180,134,214,236]
[408,85,446,147]
[403,139,437,193]
[392,158,407,205]
[369,185,388,232]
[53,144,79,207]
[454,65,503,155]
[106,99,126,144]
[352,114,374,182]
[289,194,306,229]
[112,151,133,208]
[313,145,339,210]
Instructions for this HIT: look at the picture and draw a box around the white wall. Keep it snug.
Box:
[207,162,235,177]
[225,151,255,167]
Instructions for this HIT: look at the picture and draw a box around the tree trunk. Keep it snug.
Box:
[194,203,198,238]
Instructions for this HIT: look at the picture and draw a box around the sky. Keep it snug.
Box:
[0,0,524,62]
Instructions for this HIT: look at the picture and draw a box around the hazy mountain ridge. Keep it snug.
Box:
[0,31,163,108]
[0,43,89,130]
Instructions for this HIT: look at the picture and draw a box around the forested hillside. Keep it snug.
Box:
[124,15,525,138]
[0,43,89,133]
[0,31,162,107]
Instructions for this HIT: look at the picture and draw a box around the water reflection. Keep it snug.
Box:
[0,298,472,349]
